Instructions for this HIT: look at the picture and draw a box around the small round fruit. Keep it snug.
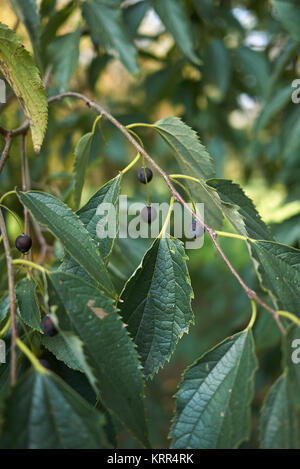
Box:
[41,315,58,337]
[141,205,157,224]
[15,234,32,254]
[137,167,153,184]
[38,359,52,371]
[190,219,202,238]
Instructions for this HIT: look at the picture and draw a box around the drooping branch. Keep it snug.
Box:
[48,92,179,200]
[0,209,18,385]
[47,91,285,333]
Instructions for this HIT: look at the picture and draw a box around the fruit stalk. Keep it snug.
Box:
[20,134,30,237]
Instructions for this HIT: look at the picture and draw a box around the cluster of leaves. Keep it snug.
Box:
[3,0,298,241]
[0,0,300,450]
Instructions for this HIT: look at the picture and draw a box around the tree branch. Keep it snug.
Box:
[0,134,12,173]
[0,210,18,385]
[47,91,286,333]
[0,123,30,174]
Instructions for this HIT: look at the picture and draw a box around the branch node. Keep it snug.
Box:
[247,289,257,300]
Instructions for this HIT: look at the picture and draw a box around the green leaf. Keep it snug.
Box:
[203,39,231,96]
[61,176,122,282]
[206,179,273,240]
[267,39,300,99]
[49,271,149,447]
[41,323,98,396]
[77,176,122,260]
[150,0,200,65]
[0,361,10,401]
[88,55,111,90]
[42,333,87,374]
[17,190,114,295]
[0,369,109,449]
[144,62,183,108]
[123,0,148,35]
[251,241,300,316]
[259,373,299,449]
[8,0,40,62]
[154,117,214,179]
[253,310,281,352]
[192,0,217,23]
[170,331,258,449]
[0,23,47,153]
[206,179,300,316]
[272,0,300,41]
[48,29,81,91]
[0,293,10,327]
[46,275,73,331]
[254,86,292,133]
[236,46,270,97]
[73,132,93,210]
[120,237,194,378]
[15,278,41,332]
[40,0,76,57]
[152,116,223,229]
[40,0,56,17]
[82,0,138,75]
[283,325,300,407]
[283,111,300,158]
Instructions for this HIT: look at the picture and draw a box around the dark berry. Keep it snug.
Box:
[141,205,157,224]
[39,359,52,371]
[137,167,153,184]
[41,315,58,337]
[190,219,202,238]
[15,234,32,254]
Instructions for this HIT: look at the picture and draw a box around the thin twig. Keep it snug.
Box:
[20,134,30,236]
[0,122,29,139]
[42,65,53,88]
[0,124,29,175]
[48,92,286,333]
[0,135,12,173]
[10,120,30,137]
[13,18,20,32]
[0,209,18,385]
